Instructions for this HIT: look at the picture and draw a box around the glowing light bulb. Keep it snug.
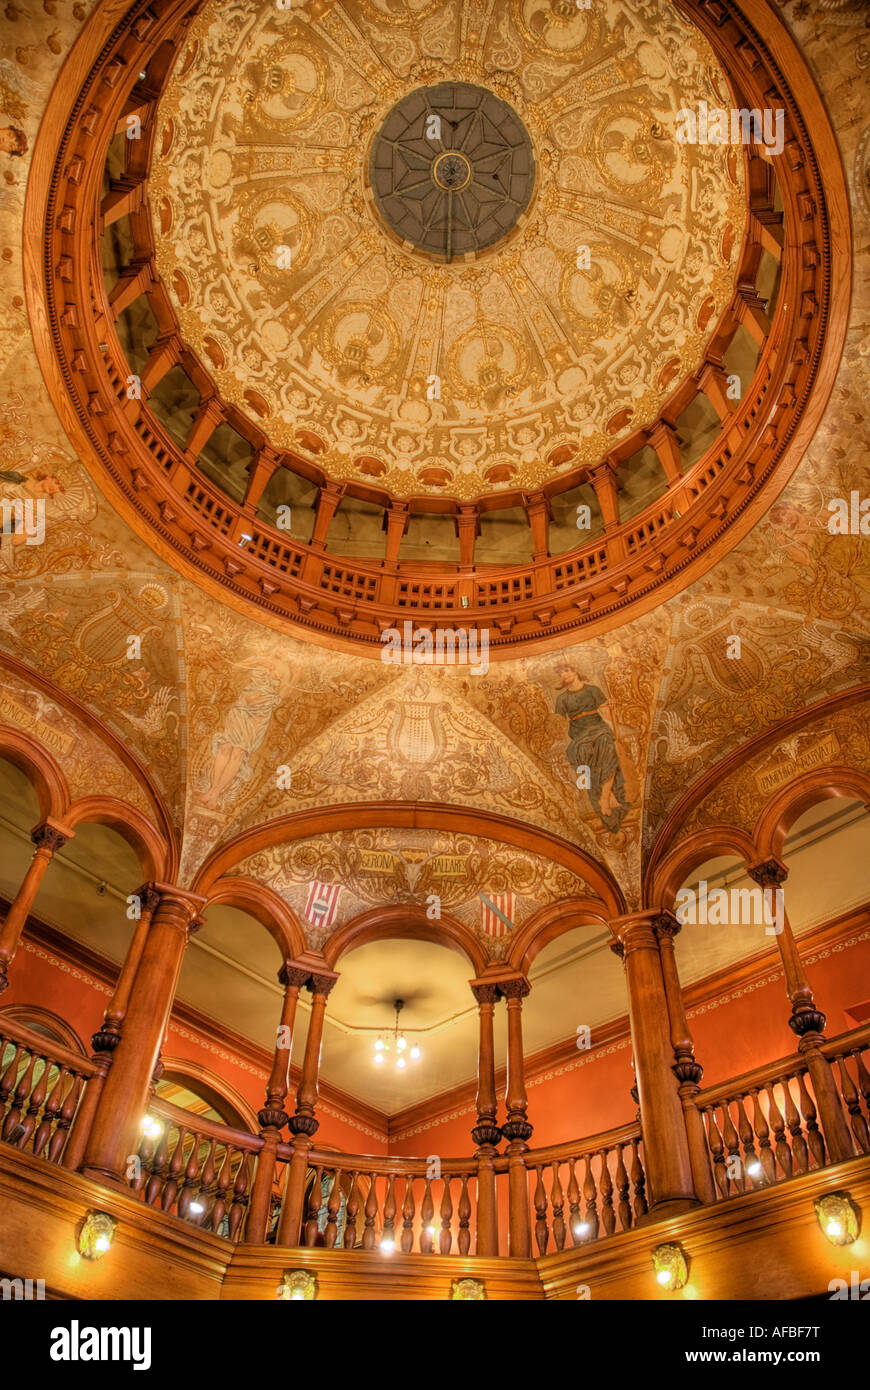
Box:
[373,1052,384,1066]
[374,1038,384,1052]
[410,1045,421,1060]
[746,1161,762,1176]
[380,1236,395,1254]
[657,1269,672,1286]
[94,1236,111,1253]
[189,1201,205,1215]
[141,1115,163,1139]
[397,1035,407,1052]
[425,1226,436,1239]
[396,1056,406,1070]
[826,1219,843,1239]
[574,1222,590,1237]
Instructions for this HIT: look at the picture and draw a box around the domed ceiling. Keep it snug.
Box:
[150,0,744,500]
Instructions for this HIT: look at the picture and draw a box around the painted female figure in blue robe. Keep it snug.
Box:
[554,664,629,832]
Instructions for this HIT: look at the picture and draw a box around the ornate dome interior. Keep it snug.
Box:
[0,0,869,1243]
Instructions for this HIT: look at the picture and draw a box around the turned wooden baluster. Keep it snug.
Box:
[796,1070,826,1168]
[161,1127,187,1213]
[614,1145,631,1231]
[33,1065,70,1159]
[197,1138,220,1227]
[420,1177,435,1254]
[735,1094,760,1186]
[704,1107,729,1198]
[837,1057,870,1154]
[582,1153,599,1239]
[228,1155,250,1241]
[2,1049,38,1140]
[209,1146,235,1233]
[854,1048,870,1129]
[567,1158,582,1245]
[362,1177,378,1251]
[401,1174,416,1254]
[49,1071,83,1164]
[781,1078,809,1174]
[344,1172,360,1248]
[630,1138,648,1218]
[145,1125,172,1207]
[719,1101,744,1192]
[533,1165,549,1255]
[439,1175,454,1255]
[304,1164,324,1246]
[458,1174,472,1256]
[749,1089,775,1183]
[551,1161,566,1249]
[0,1041,23,1117]
[599,1151,616,1236]
[17,1058,50,1150]
[381,1173,397,1251]
[324,1170,342,1248]
[764,1083,792,1179]
[177,1133,201,1217]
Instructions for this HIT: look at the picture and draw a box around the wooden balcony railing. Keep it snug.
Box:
[692,1023,870,1200]
[2,1018,868,1254]
[0,1018,97,1167]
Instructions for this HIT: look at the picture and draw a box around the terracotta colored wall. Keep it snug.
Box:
[1,937,384,1153]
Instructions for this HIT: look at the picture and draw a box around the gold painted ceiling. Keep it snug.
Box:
[0,0,868,933]
[150,0,744,499]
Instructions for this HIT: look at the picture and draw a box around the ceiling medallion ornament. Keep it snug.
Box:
[368,83,535,262]
[149,0,744,502]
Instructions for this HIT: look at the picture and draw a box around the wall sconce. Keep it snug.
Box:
[815,1192,860,1246]
[78,1211,116,1260]
[652,1242,689,1291]
[451,1278,486,1300]
[278,1270,317,1301]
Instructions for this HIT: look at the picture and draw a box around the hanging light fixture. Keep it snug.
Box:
[372,1000,422,1071]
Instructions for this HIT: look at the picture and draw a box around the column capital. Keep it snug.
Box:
[134,883,162,916]
[278,961,310,991]
[307,969,338,998]
[652,910,681,944]
[610,910,664,954]
[497,974,530,1002]
[150,884,209,933]
[746,857,788,889]
[31,820,72,854]
[470,979,500,1006]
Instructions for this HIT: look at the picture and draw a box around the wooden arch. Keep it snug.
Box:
[753,765,870,863]
[156,1056,260,1134]
[203,876,307,963]
[191,801,626,918]
[323,903,488,976]
[0,725,70,824]
[65,794,171,883]
[506,896,615,972]
[648,825,761,912]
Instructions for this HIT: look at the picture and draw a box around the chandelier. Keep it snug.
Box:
[373,1000,421,1071]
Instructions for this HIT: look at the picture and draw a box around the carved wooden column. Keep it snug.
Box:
[470,980,502,1256]
[80,886,205,1183]
[499,974,533,1258]
[747,858,854,1164]
[654,913,716,1204]
[277,968,338,1246]
[612,912,698,1214]
[0,821,70,992]
[61,886,162,1172]
[247,962,308,1244]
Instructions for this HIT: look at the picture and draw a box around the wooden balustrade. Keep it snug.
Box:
[273,1146,480,1255]
[131,1097,261,1241]
[3,1014,868,1254]
[525,1125,647,1256]
[0,1018,96,1166]
[694,1025,870,1199]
